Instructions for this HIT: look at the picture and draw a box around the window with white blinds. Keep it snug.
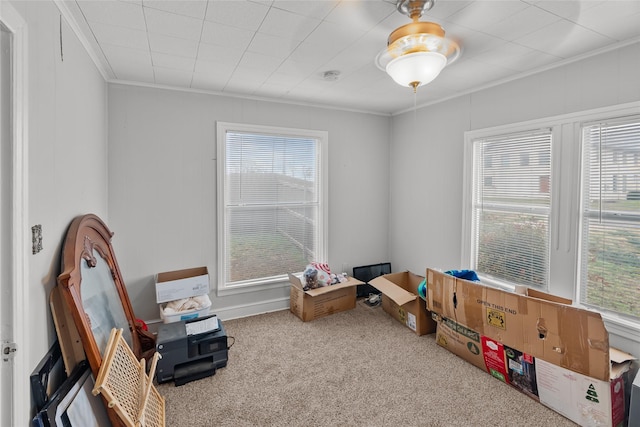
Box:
[580,116,640,320]
[471,129,552,289]
[216,122,327,292]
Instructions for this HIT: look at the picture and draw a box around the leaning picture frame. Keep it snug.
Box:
[30,340,65,413]
[32,360,109,427]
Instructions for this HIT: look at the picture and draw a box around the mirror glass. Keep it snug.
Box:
[80,249,133,353]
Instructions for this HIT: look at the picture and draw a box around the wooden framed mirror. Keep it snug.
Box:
[56,214,153,380]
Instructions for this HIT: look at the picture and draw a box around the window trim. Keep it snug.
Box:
[577,114,640,323]
[468,127,554,290]
[215,121,329,297]
[462,101,640,337]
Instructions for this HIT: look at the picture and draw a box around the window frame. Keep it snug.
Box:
[577,114,640,322]
[216,121,329,296]
[468,128,554,291]
[462,101,640,341]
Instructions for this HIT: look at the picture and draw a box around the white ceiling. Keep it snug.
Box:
[60,0,640,115]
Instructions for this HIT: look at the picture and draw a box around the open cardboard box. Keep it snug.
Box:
[426,268,636,427]
[370,271,436,336]
[288,274,363,322]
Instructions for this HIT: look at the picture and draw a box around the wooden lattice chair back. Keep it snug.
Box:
[92,328,165,427]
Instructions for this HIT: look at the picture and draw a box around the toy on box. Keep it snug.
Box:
[302,262,347,291]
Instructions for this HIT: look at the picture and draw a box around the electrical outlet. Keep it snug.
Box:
[32,224,43,254]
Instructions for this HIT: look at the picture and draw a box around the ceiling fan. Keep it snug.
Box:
[376,0,460,92]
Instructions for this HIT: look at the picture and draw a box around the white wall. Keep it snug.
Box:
[7,0,108,423]
[389,42,640,355]
[107,85,391,323]
[389,95,472,273]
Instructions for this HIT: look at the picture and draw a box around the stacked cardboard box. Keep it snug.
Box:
[155,267,211,323]
[426,268,635,427]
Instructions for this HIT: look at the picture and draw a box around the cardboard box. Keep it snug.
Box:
[370,271,436,336]
[434,316,487,372]
[288,274,362,322]
[426,268,636,427]
[155,266,210,304]
[159,296,211,323]
[535,352,629,427]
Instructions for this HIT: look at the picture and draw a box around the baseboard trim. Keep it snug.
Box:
[213,297,290,321]
[145,297,290,333]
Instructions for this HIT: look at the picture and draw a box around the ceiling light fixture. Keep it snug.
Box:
[376,0,460,92]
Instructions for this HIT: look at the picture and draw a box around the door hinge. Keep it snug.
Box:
[2,342,17,361]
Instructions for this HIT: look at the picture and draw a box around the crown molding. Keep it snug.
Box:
[394,37,640,116]
[109,79,393,117]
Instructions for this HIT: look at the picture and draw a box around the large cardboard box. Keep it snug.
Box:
[370,271,436,336]
[288,274,362,322]
[155,266,210,303]
[426,268,636,427]
[433,316,487,372]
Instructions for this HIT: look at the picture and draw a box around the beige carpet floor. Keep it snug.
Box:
[157,300,578,426]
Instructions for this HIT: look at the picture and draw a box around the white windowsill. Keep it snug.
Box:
[216,277,291,297]
[599,312,640,343]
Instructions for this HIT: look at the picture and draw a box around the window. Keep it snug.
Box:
[216,122,328,294]
[579,116,640,319]
[463,103,640,332]
[469,129,552,289]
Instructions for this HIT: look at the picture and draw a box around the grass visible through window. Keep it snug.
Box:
[587,226,640,319]
[229,232,309,282]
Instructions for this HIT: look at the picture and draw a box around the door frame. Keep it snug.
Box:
[0,2,29,425]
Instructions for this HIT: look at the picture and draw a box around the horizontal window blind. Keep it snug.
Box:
[223,130,320,286]
[472,129,552,288]
[580,116,640,319]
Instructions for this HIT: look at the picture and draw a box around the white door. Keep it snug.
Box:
[0,20,14,427]
[0,3,28,424]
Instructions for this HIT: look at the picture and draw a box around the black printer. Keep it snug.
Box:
[155,315,228,386]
